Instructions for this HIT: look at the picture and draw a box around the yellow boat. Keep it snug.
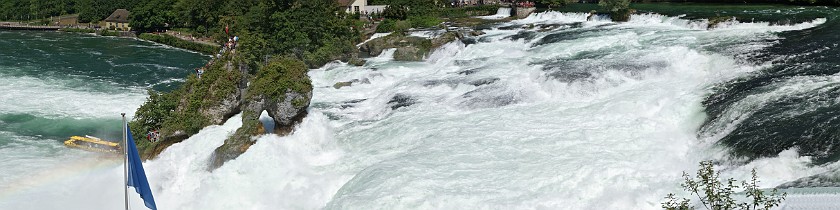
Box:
[64,135,121,154]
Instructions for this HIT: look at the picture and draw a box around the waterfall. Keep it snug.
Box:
[479,7,512,19]
[497,7,512,17]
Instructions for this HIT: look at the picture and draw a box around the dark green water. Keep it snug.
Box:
[0,30,207,150]
[0,31,208,91]
[701,8,840,164]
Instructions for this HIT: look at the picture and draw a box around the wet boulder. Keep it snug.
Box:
[388,94,417,110]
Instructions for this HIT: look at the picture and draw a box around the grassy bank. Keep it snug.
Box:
[99,30,121,37]
[138,33,220,55]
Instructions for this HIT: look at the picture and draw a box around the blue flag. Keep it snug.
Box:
[126,125,158,210]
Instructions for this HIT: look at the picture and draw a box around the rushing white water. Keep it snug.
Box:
[0,73,147,118]
[480,7,512,19]
[0,12,833,210]
[358,33,392,47]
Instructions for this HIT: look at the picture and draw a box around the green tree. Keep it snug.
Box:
[598,0,630,12]
[538,0,576,8]
[76,0,137,23]
[173,0,224,34]
[131,0,175,32]
[663,161,786,210]
[130,89,179,139]
[0,0,28,20]
[598,0,632,21]
[382,5,408,20]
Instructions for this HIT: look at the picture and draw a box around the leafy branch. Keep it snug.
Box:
[663,161,786,210]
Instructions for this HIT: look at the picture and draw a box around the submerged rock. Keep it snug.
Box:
[388,94,416,110]
[340,99,368,109]
[459,85,520,109]
[333,78,371,89]
[707,16,736,30]
[458,69,480,75]
[468,77,500,86]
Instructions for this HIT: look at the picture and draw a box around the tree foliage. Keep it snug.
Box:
[598,0,631,12]
[248,57,311,102]
[76,0,138,22]
[537,0,577,7]
[382,5,409,20]
[130,0,175,32]
[663,161,787,210]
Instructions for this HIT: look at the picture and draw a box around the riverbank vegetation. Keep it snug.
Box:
[99,29,120,36]
[59,28,95,33]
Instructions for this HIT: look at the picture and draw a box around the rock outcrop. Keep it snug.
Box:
[393,46,426,61]
[359,33,432,61]
[135,53,249,160]
[359,31,472,61]
[209,57,313,170]
[133,52,313,167]
[199,61,248,125]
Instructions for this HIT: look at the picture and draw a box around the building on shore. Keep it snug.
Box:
[338,0,363,14]
[338,0,388,14]
[104,9,131,31]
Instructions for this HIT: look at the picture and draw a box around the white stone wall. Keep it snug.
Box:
[345,0,368,14]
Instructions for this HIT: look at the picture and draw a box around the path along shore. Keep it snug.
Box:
[0,22,60,30]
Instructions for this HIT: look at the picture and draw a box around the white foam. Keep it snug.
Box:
[479,7,512,20]
[408,30,447,39]
[0,75,146,119]
[514,11,828,33]
[357,32,391,47]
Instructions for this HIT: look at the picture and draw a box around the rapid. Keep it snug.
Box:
[1,5,839,210]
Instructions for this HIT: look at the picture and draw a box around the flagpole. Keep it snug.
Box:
[122,113,129,210]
